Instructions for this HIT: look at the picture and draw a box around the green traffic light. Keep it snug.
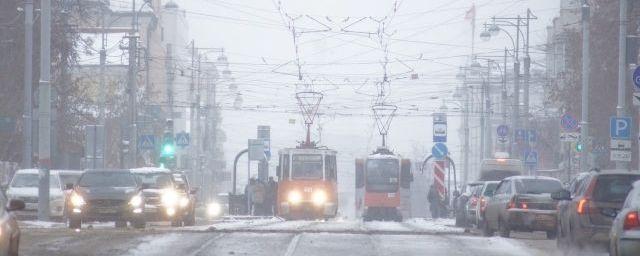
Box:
[575,143,583,152]
[162,144,175,156]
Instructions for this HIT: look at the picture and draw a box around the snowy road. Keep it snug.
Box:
[19,218,571,256]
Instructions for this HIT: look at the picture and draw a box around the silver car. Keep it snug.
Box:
[610,180,640,256]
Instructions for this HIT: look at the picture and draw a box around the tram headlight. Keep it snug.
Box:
[287,191,302,205]
[312,190,327,206]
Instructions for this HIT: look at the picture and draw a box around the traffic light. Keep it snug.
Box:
[575,142,583,153]
[158,131,176,169]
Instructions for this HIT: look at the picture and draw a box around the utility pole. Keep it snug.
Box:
[23,0,33,169]
[580,1,590,173]
[501,48,508,153]
[190,40,197,178]
[486,60,493,158]
[37,0,52,221]
[463,78,470,186]
[523,10,532,148]
[127,0,138,168]
[616,0,628,170]
[480,74,486,161]
[511,17,521,159]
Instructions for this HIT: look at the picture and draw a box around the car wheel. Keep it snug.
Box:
[546,230,557,239]
[481,220,494,237]
[68,217,81,229]
[183,212,196,226]
[498,219,510,238]
[115,221,127,228]
[132,219,146,229]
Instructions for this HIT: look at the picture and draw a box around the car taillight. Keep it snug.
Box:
[507,196,515,209]
[577,198,589,215]
[470,197,478,207]
[480,197,487,212]
[520,202,528,209]
[624,211,640,230]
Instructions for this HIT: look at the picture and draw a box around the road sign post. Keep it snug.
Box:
[610,116,632,163]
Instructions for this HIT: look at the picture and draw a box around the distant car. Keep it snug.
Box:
[171,171,197,226]
[6,169,83,220]
[454,182,483,227]
[553,170,640,251]
[609,180,640,256]
[483,176,562,239]
[66,169,146,229]
[206,192,229,219]
[0,189,25,256]
[475,181,499,228]
[131,167,190,226]
[464,184,483,227]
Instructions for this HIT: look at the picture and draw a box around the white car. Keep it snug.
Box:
[6,169,83,219]
[610,180,640,256]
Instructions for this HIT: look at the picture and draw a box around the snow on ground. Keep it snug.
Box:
[362,221,411,232]
[180,216,283,231]
[403,218,462,233]
[20,220,118,229]
[124,233,184,256]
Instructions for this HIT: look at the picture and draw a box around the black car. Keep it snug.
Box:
[66,169,146,229]
[172,171,197,226]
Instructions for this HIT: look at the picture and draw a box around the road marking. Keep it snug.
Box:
[189,233,224,256]
[283,233,302,256]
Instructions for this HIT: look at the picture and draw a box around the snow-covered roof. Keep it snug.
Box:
[367,154,400,160]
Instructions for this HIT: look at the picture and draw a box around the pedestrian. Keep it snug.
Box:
[266,177,278,215]
[428,183,440,219]
[252,179,266,215]
[245,178,256,215]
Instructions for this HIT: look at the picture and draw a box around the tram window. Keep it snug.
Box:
[292,154,323,180]
[325,155,337,181]
[282,154,290,179]
[356,159,364,188]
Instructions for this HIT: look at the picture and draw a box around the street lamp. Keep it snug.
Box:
[480,30,491,42]
[489,24,500,37]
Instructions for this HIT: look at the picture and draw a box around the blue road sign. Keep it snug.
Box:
[515,129,526,142]
[433,113,447,143]
[610,116,632,139]
[634,66,640,90]
[497,125,509,137]
[138,135,155,150]
[175,132,190,147]
[527,130,537,143]
[432,143,448,160]
[560,113,579,132]
[524,150,538,166]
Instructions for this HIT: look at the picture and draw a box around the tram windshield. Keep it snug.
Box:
[366,159,399,192]
[292,154,324,180]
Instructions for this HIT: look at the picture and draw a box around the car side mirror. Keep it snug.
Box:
[190,187,199,194]
[6,199,25,212]
[65,183,74,190]
[551,189,571,201]
[453,190,461,197]
[141,183,150,190]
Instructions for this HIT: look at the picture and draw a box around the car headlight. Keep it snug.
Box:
[161,189,179,207]
[287,191,302,205]
[129,194,143,207]
[179,196,190,208]
[207,202,221,217]
[70,192,85,207]
[312,190,327,206]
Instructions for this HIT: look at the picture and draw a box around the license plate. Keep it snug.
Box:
[95,208,117,214]
[535,214,553,222]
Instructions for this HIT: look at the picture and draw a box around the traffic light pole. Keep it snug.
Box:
[37,0,52,221]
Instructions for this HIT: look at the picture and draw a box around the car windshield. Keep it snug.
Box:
[366,159,399,192]
[11,173,60,188]
[483,183,498,196]
[291,154,323,180]
[593,175,640,202]
[134,173,174,189]
[480,170,521,181]
[515,179,562,194]
[78,172,137,187]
